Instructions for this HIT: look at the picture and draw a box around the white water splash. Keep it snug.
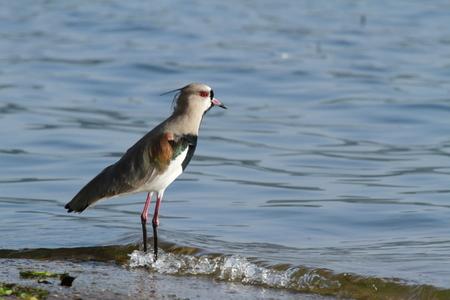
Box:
[128,250,340,291]
[129,250,220,275]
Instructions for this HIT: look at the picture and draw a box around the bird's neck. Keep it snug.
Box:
[167,107,205,136]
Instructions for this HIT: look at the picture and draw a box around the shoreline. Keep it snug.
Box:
[0,258,328,300]
[1,244,450,299]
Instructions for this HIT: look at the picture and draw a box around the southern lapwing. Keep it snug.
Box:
[64,83,226,260]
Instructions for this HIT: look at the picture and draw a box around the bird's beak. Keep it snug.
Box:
[211,98,227,109]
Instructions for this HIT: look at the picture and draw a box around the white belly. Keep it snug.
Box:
[137,148,188,193]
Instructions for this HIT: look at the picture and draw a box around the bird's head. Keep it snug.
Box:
[171,83,227,115]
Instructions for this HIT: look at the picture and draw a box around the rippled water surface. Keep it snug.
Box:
[2,0,450,297]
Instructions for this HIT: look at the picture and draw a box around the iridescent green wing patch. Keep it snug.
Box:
[169,134,197,170]
[169,137,189,160]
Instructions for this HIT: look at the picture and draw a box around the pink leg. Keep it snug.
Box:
[152,195,162,226]
[140,192,152,223]
[140,192,152,252]
[152,192,163,261]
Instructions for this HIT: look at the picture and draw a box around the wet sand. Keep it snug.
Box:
[0,259,332,300]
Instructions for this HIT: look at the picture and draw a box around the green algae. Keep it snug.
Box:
[0,282,48,300]
[19,270,75,287]
[19,271,59,280]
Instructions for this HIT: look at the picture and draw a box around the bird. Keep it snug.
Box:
[64,83,226,260]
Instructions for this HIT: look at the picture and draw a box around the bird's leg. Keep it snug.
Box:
[152,193,163,261]
[140,192,152,252]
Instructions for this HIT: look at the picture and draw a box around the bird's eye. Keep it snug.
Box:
[199,91,209,98]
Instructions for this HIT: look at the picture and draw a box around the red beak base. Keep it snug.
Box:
[212,98,227,109]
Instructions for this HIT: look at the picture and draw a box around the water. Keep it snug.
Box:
[1,0,450,298]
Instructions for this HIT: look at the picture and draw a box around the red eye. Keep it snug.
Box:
[199,91,209,98]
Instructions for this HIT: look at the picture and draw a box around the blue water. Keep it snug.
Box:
[1,0,450,292]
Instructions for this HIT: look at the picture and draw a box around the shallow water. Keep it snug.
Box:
[1,0,450,298]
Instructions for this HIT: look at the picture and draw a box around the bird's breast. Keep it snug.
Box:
[138,147,189,193]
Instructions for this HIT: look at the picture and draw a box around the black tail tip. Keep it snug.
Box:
[64,203,73,213]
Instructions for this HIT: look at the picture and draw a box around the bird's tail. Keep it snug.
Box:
[65,181,105,213]
[65,166,114,213]
[65,147,146,213]
[65,190,99,213]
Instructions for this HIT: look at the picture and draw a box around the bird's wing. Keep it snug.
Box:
[65,130,176,213]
